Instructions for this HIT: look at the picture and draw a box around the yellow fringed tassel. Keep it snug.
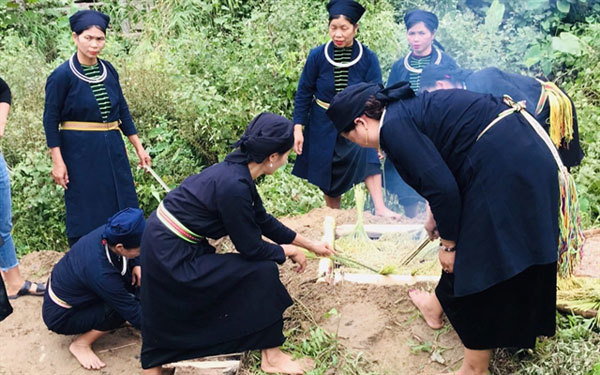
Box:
[557,167,585,278]
[538,82,574,148]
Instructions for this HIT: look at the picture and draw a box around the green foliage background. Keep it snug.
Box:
[0,1,599,373]
[1,0,599,251]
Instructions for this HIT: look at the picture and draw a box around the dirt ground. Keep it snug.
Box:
[1,208,597,375]
[0,250,143,375]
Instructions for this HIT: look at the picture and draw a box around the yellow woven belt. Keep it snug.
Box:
[47,275,72,309]
[60,121,120,131]
[315,98,330,110]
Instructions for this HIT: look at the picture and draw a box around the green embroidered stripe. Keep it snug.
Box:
[333,47,352,93]
[82,63,112,121]
[408,55,432,92]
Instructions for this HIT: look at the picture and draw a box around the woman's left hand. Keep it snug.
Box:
[136,147,152,168]
[282,245,307,273]
[131,266,142,287]
[438,239,456,273]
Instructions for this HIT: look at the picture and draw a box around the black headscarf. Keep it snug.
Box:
[102,208,146,249]
[420,64,473,92]
[404,9,438,32]
[327,0,366,24]
[326,82,414,133]
[230,113,294,163]
[69,10,110,34]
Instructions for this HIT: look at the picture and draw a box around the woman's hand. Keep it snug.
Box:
[131,266,142,287]
[309,240,335,257]
[282,245,307,273]
[51,161,69,189]
[135,147,152,168]
[438,239,456,273]
[293,124,304,155]
[127,134,151,168]
[424,206,438,240]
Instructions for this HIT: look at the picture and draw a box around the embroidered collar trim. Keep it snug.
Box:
[403,46,442,74]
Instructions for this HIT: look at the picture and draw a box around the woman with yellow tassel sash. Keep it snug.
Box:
[326,82,584,375]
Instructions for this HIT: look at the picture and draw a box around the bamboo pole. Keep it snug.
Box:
[316,216,335,284]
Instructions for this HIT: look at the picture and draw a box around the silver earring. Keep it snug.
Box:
[269,162,273,168]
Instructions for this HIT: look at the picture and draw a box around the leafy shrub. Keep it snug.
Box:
[256,164,324,218]
[9,150,67,253]
[386,0,544,73]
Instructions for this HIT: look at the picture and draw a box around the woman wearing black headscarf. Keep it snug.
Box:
[383,9,457,218]
[292,0,398,218]
[43,10,151,247]
[140,113,334,374]
[326,83,561,375]
[387,9,457,92]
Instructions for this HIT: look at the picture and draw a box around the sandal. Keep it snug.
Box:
[8,280,46,300]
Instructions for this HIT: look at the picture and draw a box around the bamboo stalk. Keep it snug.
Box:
[332,254,381,274]
[317,216,335,283]
[401,237,432,265]
[144,164,171,193]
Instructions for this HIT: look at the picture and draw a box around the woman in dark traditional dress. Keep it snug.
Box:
[420,64,584,168]
[42,208,145,370]
[384,9,457,217]
[387,9,457,91]
[141,113,334,375]
[326,82,559,375]
[292,0,398,218]
[43,10,151,247]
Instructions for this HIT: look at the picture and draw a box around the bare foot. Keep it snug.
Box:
[374,207,403,220]
[69,340,106,370]
[409,289,444,330]
[261,348,312,374]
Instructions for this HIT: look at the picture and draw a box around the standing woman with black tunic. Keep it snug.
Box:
[384,9,457,217]
[141,113,334,375]
[292,0,399,218]
[327,83,560,375]
[43,10,151,247]
[387,9,457,91]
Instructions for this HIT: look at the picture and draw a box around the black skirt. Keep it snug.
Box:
[436,262,557,350]
[140,212,293,369]
[324,135,381,198]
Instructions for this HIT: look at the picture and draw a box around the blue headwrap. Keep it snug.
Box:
[69,10,110,34]
[231,113,294,163]
[404,9,438,32]
[326,82,414,133]
[102,208,146,249]
[326,0,366,24]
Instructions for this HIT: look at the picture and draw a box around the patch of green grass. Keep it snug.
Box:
[491,314,600,375]
[240,304,376,375]
[240,325,377,375]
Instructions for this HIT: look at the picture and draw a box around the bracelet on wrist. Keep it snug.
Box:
[440,242,455,252]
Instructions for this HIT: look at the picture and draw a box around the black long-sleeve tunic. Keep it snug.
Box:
[380,90,559,296]
[140,151,296,368]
